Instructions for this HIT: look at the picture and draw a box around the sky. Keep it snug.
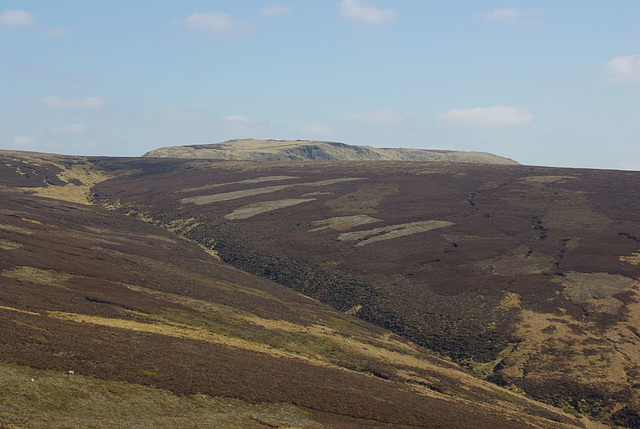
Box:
[1,1,639,169]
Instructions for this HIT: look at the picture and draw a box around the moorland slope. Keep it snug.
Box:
[0,150,589,428]
[89,155,640,427]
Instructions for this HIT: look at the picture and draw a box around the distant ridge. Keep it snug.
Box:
[143,138,519,165]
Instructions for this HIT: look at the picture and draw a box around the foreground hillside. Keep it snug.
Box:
[0,151,590,428]
[143,138,519,165]
[88,156,640,427]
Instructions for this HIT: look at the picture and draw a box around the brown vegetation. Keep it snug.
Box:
[5,149,640,427]
[88,156,640,426]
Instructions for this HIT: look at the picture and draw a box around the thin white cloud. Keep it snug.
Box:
[295,124,335,138]
[147,108,250,124]
[11,135,37,148]
[182,12,253,36]
[183,12,234,32]
[344,110,406,124]
[182,7,287,37]
[483,8,544,26]
[260,5,290,17]
[436,106,534,128]
[223,114,250,123]
[338,0,396,25]
[141,106,275,138]
[50,124,87,135]
[0,10,34,28]
[45,26,69,37]
[0,10,68,36]
[35,96,104,109]
[215,115,275,136]
[607,54,640,83]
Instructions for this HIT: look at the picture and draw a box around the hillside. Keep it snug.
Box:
[89,156,640,427]
[143,138,519,165]
[0,150,593,428]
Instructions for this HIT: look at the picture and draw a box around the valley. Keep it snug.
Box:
[1,148,639,427]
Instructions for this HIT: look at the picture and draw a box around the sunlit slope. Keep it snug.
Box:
[91,157,640,427]
[143,138,519,164]
[0,151,587,428]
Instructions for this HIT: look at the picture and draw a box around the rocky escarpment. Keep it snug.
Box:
[143,138,519,165]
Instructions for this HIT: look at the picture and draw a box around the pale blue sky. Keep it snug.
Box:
[1,1,639,169]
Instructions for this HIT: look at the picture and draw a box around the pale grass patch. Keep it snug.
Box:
[0,239,23,250]
[310,215,381,232]
[301,191,333,197]
[180,178,365,206]
[338,220,454,247]
[166,217,201,234]
[1,266,73,287]
[620,251,640,266]
[224,199,316,220]
[179,176,299,193]
[0,224,33,235]
[125,211,158,224]
[553,272,634,314]
[101,199,123,211]
[478,247,555,276]
[20,217,42,225]
[47,311,328,365]
[181,185,291,205]
[193,242,221,260]
[499,292,522,311]
[302,178,365,186]
[345,304,363,315]
[0,305,41,316]
[143,234,175,243]
[120,282,241,319]
[519,175,579,184]
[16,159,112,205]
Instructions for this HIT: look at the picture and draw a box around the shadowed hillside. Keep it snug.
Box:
[143,139,519,165]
